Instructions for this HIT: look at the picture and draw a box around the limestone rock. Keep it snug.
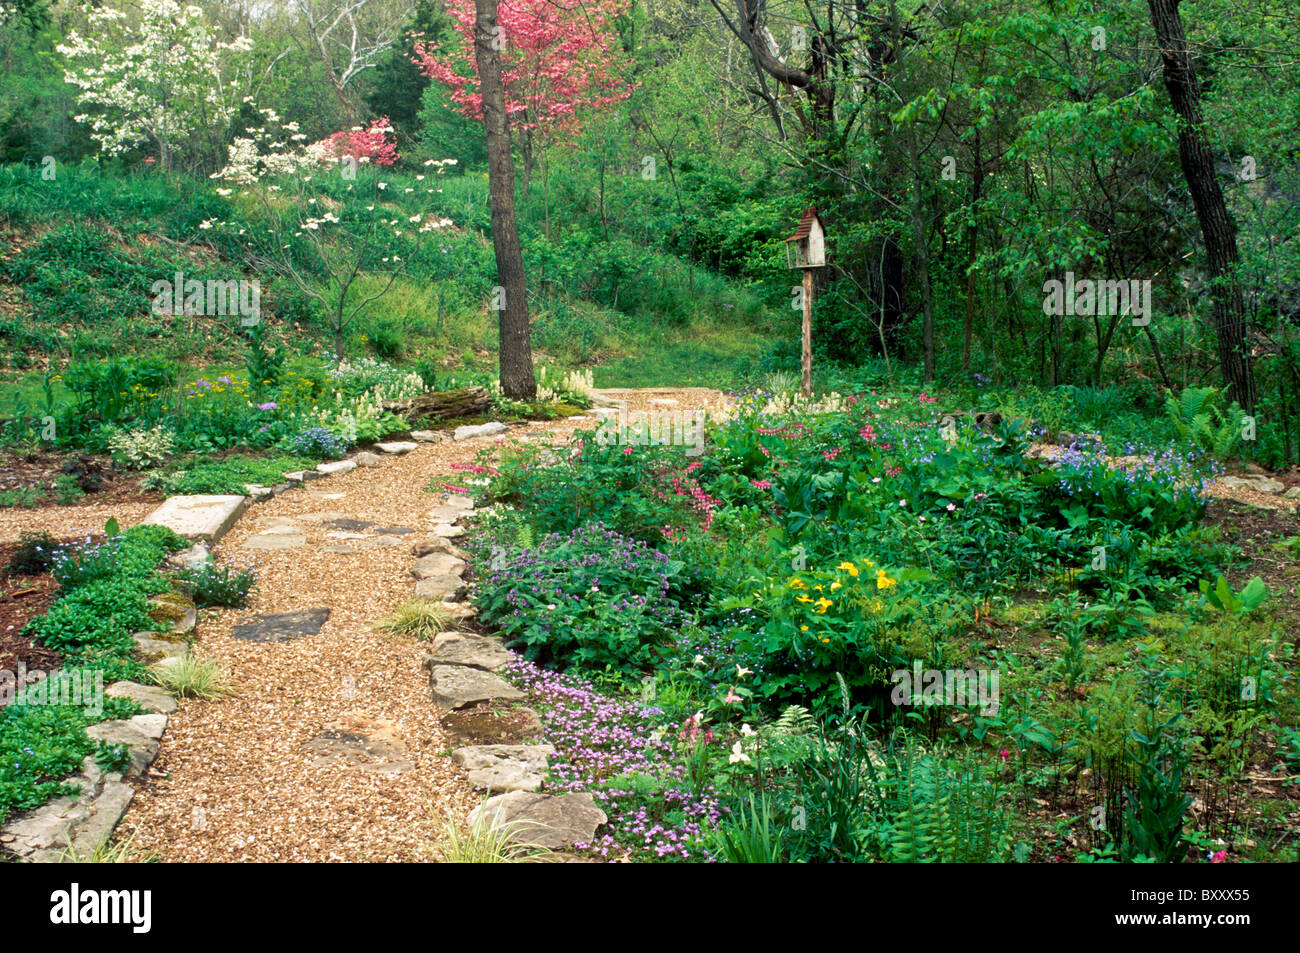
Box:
[468,791,607,850]
[374,441,418,455]
[452,744,555,793]
[1219,475,1285,494]
[106,681,177,715]
[453,422,507,441]
[414,575,467,601]
[142,494,249,543]
[148,592,197,635]
[413,537,470,561]
[423,663,523,709]
[425,633,511,672]
[410,552,467,580]
[317,460,357,476]
[132,632,187,663]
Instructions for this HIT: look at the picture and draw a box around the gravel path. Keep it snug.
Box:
[108,389,728,862]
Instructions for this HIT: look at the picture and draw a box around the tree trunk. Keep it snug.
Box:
[474,0,535,401]
[1147,0,1256,412]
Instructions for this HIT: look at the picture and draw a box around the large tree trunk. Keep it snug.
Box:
[1147,0,1256,412]
[474,0,535,400]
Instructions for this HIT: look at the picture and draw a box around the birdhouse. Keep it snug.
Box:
[785,207,826,269]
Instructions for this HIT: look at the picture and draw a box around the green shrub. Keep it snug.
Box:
[476,522,697,675]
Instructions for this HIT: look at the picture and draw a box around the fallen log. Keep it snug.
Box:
[383,386,491,420]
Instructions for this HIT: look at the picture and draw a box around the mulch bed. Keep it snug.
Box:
[0,448,163,509]
[0,540,62,674]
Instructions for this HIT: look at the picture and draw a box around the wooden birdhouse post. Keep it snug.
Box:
[785,208,826,398]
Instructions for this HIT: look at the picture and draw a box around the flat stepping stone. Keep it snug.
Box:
[452,744,555,793]
[454,422,507,441]
[353,451,384,466]
[410,430,448,443]
[426,633,511,671]
[307,491,347,500]
[415,575,467,600]
[374,526,416,535]
[321,544,357,554]
[85,714,167,778]
[469,792,607,850]
[411,552,467,580]
[440,704,543,746]
[231,608,330,643]
[142,495,250,543]
[427,506,469,524]
[375,441,418,454]
[413,538,471,560]
[107,680,177,714]
[444,495,475,509]
[431,524,466,539]
[317,460,357,476]
[244,484,275,501]
[1219,475,1285,494]
[284,470,325,483]
[242,528,306,549]
[425,664,523,709]
[304,714,413,774]
[133,632,187,663]
[324,518,375,532]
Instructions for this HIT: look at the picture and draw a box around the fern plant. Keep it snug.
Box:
[1163,386,1245,459]
[880,748,1012,863]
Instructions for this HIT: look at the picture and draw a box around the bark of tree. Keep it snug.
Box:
[474,0,535,400]
[1147,0,1256,412]
[381,386,491,418]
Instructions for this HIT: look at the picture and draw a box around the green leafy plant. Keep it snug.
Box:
[178,562,257,608]
[714,794,785,862]
[1163,386,1246,459]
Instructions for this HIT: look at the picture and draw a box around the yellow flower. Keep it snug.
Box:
[876,569,897,590]
[830,580,842,590]
[814,596,833,613]
[837,561,858,577]
[800,625,809,632]
[873,599,884,611]
[820,636,830,643]
[789,578,807,590]
[814,584,824,592]
[796,594,813,604]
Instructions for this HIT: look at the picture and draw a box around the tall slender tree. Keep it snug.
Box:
[474,0,535,399]
[1147,0,1256,411]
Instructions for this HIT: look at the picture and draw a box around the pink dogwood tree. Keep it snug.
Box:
[412,0,634,194]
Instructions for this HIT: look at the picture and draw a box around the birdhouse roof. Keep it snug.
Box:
[785,207,821,243]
